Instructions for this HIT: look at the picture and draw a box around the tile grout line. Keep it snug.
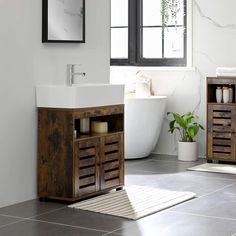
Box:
[26,218,110,234]
[185,172,236,181]
[0,219,27,230]
[102,224,134,236]
[196,182,236,199]
[0,214,26,220]
[143,158,236,181]
[127,163,236,182]
[127,167,236,182]
[28,205,68,219]
[167,183,236,211]
[101,217,144,236]
[0,205,68,221]
[0,207,110,233]
[140,158,236,179]
[168,209,236,222]
[0,213,110,234]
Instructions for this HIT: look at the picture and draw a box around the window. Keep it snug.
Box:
[110,0,187,66]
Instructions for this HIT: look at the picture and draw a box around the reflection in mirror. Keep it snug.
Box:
[42,0,85,43]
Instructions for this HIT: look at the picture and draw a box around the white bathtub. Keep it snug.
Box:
[125,96,167,159]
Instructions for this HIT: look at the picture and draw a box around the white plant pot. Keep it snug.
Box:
[178,141,198,162]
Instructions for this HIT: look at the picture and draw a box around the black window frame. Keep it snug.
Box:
[111,0,187,67]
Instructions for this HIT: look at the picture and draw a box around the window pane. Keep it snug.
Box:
[143,0,162,26]
[142,28,162,58]
[111,28,128,59]
[164,27,184,58]
[111,0,128,27]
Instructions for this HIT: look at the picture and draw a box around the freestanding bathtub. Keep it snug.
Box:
[125,96,167,159]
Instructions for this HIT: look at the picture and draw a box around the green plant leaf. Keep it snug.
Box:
[173,113,187,128]
[188,126,199,138]
[169,120,175,130]
[198,124,204,130]
[191,122,205,130]
[167,110,204,141]
[183,113,195,122]
[168,127,180,134]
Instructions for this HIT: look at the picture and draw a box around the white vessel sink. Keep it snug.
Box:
[36,84,124,108]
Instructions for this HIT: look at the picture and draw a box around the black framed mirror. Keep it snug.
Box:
[42,0,85,43]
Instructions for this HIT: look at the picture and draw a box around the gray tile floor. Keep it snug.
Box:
[0,154,236,236]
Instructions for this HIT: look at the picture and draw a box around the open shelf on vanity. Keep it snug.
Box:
[74,113,124,140]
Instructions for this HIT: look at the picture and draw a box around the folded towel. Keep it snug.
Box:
[216,67,236,77]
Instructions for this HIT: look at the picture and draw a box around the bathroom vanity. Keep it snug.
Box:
[38,105,124,201]
[207,77,236,162]
[36,82,125,201]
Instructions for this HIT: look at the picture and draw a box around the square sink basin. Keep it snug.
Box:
[36,84,124,108]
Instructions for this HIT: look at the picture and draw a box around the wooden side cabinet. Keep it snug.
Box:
[207,77,236,162]
[38,104,124,201]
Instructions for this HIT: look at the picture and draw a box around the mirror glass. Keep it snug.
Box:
[42,0,85,43]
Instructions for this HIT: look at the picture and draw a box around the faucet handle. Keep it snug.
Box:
[67,64,86,86]
[67,64,81,73]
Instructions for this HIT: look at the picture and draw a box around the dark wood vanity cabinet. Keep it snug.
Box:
[38,105,124,201]
[207,77,236,162]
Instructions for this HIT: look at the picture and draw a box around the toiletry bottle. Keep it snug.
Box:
[223,86,229,103]
[74,130,77,139]
[235,85,236,103]
[216,86,222,103]
[228,84,233,103]
[80,118,90,134]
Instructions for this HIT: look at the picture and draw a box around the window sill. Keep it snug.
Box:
[110,66,196,72]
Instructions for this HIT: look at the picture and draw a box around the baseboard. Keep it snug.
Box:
[151,152,206,159]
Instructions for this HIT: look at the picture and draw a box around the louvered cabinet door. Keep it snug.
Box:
[207,104,236,161]
[100,133,124,190]
[208,132,236,161]
[74,138,100,197]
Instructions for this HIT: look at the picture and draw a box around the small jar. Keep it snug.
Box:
[223,86,229,103]
[216,87,222,103]
[80,118,90,134]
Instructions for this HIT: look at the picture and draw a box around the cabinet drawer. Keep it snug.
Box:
[208,104,236,132]
[208,132,236,161]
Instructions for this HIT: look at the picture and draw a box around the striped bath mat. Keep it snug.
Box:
[69,185,196,220]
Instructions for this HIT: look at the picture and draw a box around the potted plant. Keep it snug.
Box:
[167,112,204,161]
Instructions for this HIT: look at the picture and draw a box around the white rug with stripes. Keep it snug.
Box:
[188,163,236,175]
[69,185,196,220]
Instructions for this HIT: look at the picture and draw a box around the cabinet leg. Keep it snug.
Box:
[116,187,123,191]
[207,160,213,163]
[39,197,46,202]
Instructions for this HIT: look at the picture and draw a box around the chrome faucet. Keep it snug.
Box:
[67,64,86,86]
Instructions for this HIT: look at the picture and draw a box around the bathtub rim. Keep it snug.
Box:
[125,95,167,100]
